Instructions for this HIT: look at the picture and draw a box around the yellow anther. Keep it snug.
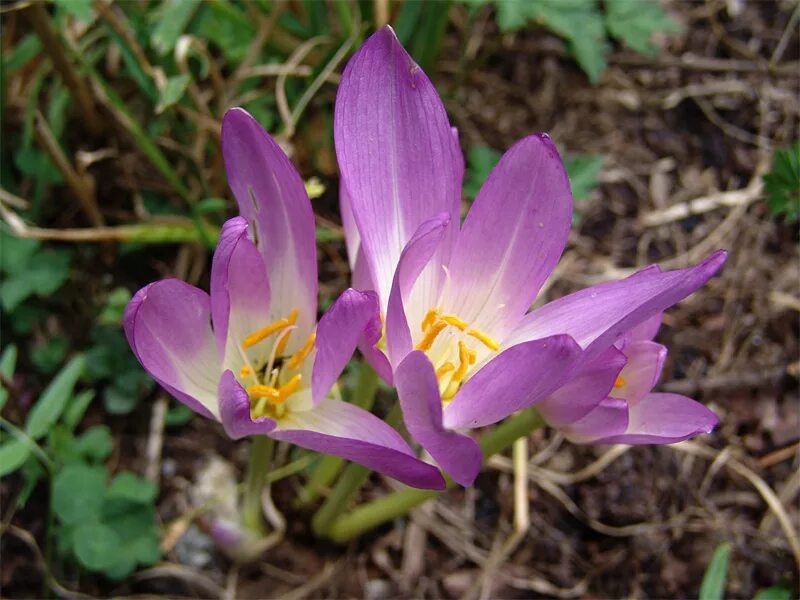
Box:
[239,365,252,378]
[247,384,280,401]
[442,381,460,401]
[442,343,476,401]
[274,309,300,356]
[614,375,626,389]
[416,320,447,351]
[441,314,468,331]
[421,308,440,332]
[278,374,302,402]
[436,361,455,378]
[242,318,290,349]
[286,333,316,370]
[467,328,500,352]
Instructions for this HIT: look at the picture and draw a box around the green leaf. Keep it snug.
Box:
[75,426,113,461]
[150,0,201,55]
[25,355,85,440]
[192,1,254,63]
[0,248,71,312]
[31,335,69,374]
[98,288,132,326]
[565,154,604,200]
[3,35,43,73]
[0,440,31,477]
[699,542,731,600]
[54,0,93,22]
[605,0,682,56]
[763,142,800,221]
[0,344,18,412]
[165,402,193,427]
[464,145,501,200]
[753,584,793,600]
[108,472,157,504]
[52,463,106,525]
[72,521,121,571]
[155,74,192,114]
[495,0,533,32]
[0,229,39,275]
[62,390,95,432]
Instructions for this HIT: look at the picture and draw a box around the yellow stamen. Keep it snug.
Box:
[421,308,440,332]
[277,374,302,402]
[441,314,468,331]
[239,365,252,378]
[436,361,455,378]
[242,318,290,349]
[614,375,626,389]
[274,309,299,356]
[286,333,316,370]
[454,341,476,380]
[416,320,447,351]
[467,328,500,352]
[247,384,280,401]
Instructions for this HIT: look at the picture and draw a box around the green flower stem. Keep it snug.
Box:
[241,435,274,536]
[326,409,545,543]
[298,362,379,508]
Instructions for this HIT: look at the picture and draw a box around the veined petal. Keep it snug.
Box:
[312,289,381,403]
[339,182,374,292]
[218,370,277,438]
[561,397,629,444]
[210,217,271,366]
[611,341,666,405]
[385,214,450,368]
[593,393,719,444]
[444,335,583,429]
[271,398,445,490]
[222,108,317,346]
[124,280,220,419]
[335,26,463,309]
[629,312,663,342]
[505,251,728,360]
[395,352,482,487]
[445,135,572,337]
[537,345,627,428]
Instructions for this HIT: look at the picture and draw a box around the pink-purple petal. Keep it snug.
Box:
[124,280,220,420]
[395,351,482,487]
[537,345,627,428]
[271,398,446,490]
[445,135,572,337]
[312,289,382,403]
[385,214,451,368]
[505,250,727,360]
[210,217,271,361]
[611,341,666,405]
[595,392,719,445]
[335,26,463,307]
[218,370,277,438]
[221,108,317,343]
[444,335,583,430]
[561,397,629,444]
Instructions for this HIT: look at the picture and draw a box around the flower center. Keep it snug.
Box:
[239,308,315,420]
[416,308,500,403]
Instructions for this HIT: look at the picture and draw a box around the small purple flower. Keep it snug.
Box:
[542,313,719,444]
[335,26,726,486]
[124,108,444,491]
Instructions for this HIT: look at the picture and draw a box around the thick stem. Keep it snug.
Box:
[326,409,545,543]
[241,436,274,536]
[298,362,379,508]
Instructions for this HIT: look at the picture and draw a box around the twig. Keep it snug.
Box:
[641,173,763,227]
[145,395,168,484]
[23,2,102,135]
[758,442,800,468]
[281,562,338,600]
[673,441,800,573]
[34,111,105,226]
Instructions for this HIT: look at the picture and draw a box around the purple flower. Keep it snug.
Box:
[335,26,727,486]
[124,108,444,491]
[541,312,719,444]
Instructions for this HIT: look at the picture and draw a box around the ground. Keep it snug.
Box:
[1,1,798,598]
